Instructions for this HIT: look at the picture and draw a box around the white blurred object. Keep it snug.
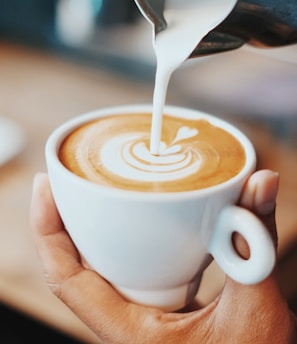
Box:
[244,44,297,65]
[173,45,297,118]
[0,116,26,166]
[56,0,96,45]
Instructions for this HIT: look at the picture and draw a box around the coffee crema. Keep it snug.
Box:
[59,113,246,192]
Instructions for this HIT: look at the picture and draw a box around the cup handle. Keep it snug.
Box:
[208,205,276,284]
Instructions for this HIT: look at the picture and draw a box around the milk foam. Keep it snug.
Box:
[59,114,246,192]
[150,0,238,154]
[100,126,212,182]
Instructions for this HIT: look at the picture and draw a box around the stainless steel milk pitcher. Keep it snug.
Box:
[191,0,297,57]
[135,0,297,57]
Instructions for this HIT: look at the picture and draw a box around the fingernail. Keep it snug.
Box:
[256,172,279,215]
[31,172,48,208]
[257,201,276,215]
[32,172,45,192]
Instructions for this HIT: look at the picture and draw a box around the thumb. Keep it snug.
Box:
[233,169,279,258]
[225,169,279,286]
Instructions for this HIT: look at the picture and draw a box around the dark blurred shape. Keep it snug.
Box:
[192,0,297,57]
[278,241,297,315]
[0,0,58,46]
[96,0,138,26]
[0,0,138,47]
[0,301,83,343]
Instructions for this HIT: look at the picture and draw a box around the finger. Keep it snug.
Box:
[240,169,278,240]
[240,170,279,216]
[233,170,279,259]
[30,173,84,289]
[30,173,64,237]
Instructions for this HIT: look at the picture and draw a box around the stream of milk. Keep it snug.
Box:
[149,0,237,155]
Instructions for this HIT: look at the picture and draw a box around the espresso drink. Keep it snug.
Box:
[59,113,246,192]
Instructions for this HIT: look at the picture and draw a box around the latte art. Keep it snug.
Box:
[59,113,246,192]
[99,127,218,183]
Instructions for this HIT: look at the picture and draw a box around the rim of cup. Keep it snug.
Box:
[46,104,256,201]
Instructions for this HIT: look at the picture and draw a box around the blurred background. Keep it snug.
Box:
[0,1,296,342]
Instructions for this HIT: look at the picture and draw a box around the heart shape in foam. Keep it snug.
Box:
[172,126,199,144]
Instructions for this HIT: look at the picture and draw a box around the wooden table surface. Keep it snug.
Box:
[0,42,296,343]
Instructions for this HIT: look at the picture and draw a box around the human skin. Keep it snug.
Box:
[30,170,297,344]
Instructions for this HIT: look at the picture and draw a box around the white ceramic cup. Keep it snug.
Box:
[45,104,276,312]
